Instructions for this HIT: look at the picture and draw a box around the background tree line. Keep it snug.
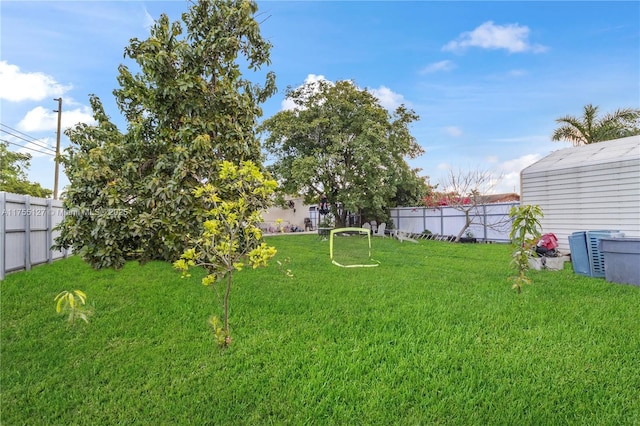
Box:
[1,0,638,259]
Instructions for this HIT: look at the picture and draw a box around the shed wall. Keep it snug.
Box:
[521,147,640,253]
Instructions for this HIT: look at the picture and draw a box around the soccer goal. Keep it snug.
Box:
[329,227,380,268]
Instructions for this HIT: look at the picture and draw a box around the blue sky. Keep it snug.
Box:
[1,1,638,196]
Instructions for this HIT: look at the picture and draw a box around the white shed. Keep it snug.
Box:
[520,135,640,253]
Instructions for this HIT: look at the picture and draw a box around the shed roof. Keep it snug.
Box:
[522,135,640,173]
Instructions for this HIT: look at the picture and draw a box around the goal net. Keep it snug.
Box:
[329,227,379,268]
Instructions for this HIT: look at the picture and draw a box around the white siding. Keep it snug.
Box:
[521,136,640,253]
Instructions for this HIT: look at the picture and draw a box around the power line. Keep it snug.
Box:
[0,123,45,142]
[0,128,57,154]
[0,138,55,157]
[1,138,55,156]
[0,125,56,154]
[0,131,56,155]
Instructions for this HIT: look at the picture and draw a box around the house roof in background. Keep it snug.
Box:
[480,193,520,203]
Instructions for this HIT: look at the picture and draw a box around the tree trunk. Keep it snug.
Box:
[224,272,232,341]
[454,211,472,242]
[335,209,347,228]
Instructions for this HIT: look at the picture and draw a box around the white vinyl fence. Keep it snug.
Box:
[1,192,70,280]
[389,202,518,243]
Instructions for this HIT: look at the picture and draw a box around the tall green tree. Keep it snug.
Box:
[260,79,425,227]
[551,104,640,146]
[0,141,52,197]
[54,0,276,269]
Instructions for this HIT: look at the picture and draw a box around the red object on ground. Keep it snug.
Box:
[538,233,558,250]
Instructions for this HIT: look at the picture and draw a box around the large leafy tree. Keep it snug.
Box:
[260,79,426,227]
[0,141,52,197]
[55,0,276,269]
[388,163,430,209]
[551,104,640,146]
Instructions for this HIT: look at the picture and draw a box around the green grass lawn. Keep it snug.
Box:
[2,235,639,425]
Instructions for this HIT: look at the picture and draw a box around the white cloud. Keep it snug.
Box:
[420,60,456,74]
[142,7,155,30]
[280,93,297,112]
[281,74,330,111]
[62,107,97,129]
[443,126,463,137]
[495,171,521,194]
[17,107,57,132]
[508,69,528,77]
[17,105,96,132]
[281,74,407,112]
[442,21,548,54]
[304,74,328,85]
[492,153,543,194]
[0,61,71,102]
[430,153,542,195]
[369,86,406,111]
[501,153,542,171]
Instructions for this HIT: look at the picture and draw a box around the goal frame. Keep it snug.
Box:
[329,227,379,268]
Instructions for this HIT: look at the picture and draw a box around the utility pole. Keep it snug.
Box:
[53,98,62,199]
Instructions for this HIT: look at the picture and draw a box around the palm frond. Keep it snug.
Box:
[552,104,640,145]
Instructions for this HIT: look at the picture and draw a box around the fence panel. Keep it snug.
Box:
[1,192,69,280]
[389,202,518,242]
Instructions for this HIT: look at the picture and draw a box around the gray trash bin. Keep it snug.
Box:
[599,238,640,286]
[569,230,624,277]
